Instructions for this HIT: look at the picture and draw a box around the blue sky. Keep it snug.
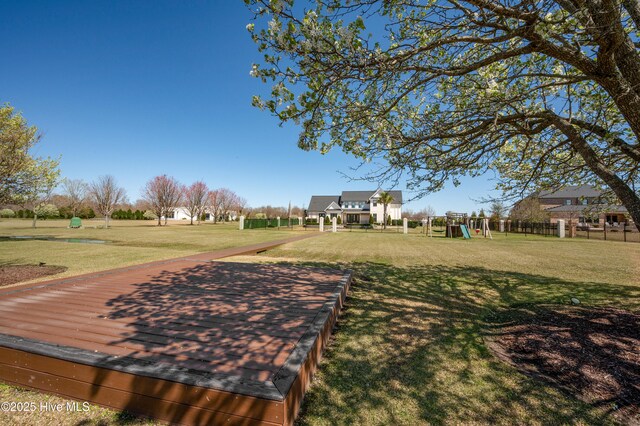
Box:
[0,1,498,215]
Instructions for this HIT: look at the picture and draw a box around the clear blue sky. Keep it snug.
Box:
[0,1,498,215]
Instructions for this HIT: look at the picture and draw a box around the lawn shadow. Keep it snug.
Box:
[282,261,638,425]
[84,259,639,425]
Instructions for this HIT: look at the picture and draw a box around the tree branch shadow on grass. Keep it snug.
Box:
[283,261,639,426]
[85,260,639,425]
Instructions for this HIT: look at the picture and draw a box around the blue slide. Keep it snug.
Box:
[459,224,471,239]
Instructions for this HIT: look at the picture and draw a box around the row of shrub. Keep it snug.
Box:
[0,206,98,219]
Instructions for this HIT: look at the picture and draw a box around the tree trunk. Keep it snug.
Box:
[383,205,387,229]
[104,215,108,229]
[157,216,161,226]
[32,213,37,229]
[190,215,194,225]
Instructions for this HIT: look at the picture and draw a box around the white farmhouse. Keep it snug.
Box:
[306,189,403,225]
[164,207,237,222]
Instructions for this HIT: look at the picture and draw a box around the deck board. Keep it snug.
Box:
[0,236,350,425]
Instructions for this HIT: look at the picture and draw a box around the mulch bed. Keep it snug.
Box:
[486,305,640,425]
[0,264,67,287]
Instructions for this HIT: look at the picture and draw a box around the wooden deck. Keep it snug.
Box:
[0,236,351,425]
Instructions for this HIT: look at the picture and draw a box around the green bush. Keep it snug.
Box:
[143,210,158,220]
[337,216,342,225]
[369,215,374,224]
[0,208,15,218]
[34,204,59,219]
[386,215,391,225]
[305,218,318,225]
[324,216,331,225]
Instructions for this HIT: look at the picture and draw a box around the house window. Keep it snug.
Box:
[565,199,572,205]
[372,202,377,207]
[372,213,377,222]
[581,199,588,205]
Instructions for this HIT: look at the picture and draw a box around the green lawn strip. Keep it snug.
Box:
[0,219,306,281]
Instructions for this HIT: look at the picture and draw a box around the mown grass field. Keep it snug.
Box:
[0,219,305,281]
[1,220,639,425]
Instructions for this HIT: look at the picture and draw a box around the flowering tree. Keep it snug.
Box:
[247,0,640,230]
[0,104,59,205]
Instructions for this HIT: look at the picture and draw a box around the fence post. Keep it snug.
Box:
[403,218,408,234]
[604,223,607,240]
[624,221,627,242]
[319,218,324,232]
[332,216,337,232]
[239,215,245,230]
[557,219,565,238]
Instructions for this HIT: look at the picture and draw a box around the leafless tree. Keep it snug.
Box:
[208,190,220,223]
[143,175,182,226]
[184,181,209,225]
[234,196,248,217]
[209,188,242,223]
[252,205,287,218]
[60,178,88,217]
[89,175,126,228]
[217,188,237,223]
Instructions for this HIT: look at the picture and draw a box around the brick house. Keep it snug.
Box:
[516,185,631,226]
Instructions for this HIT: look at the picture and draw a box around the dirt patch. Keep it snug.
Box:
[486,305,640,425]
[0,264,67,287]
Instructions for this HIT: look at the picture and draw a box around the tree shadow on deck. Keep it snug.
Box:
[89,261,345,425]
[88,259,639,425]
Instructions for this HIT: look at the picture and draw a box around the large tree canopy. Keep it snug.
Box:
[246,0,640,230]
[0,104,59,205]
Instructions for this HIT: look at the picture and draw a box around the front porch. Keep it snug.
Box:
[343,212,371,225]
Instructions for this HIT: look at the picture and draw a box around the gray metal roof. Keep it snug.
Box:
[341,190,403,203]
[545,204,627,213]
[307,195,340,212]
[538,185,602,198]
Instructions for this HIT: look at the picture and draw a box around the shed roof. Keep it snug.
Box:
[545,204,627,213]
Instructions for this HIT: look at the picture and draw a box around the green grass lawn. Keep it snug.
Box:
[1,222,639,425]
[240,232,640,425]
[0,219,306,280]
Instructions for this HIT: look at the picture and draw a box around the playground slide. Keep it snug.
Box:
[459,224,471,239]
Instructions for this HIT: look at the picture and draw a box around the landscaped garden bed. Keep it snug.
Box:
[0,264,67,287]
[486,305,640,425]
